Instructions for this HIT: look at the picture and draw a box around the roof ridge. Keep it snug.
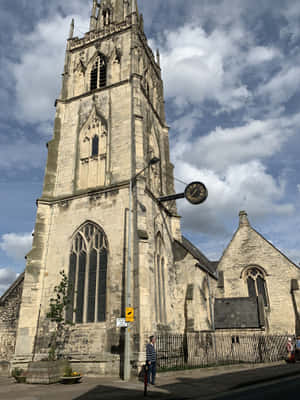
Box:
[0,271,25,305]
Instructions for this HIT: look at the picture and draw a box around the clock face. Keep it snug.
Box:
[184,181,208,205]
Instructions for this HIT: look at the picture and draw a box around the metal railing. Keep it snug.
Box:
[136,332,290,372]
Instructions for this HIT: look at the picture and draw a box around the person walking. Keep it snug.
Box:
[286,337,295,363]
[295,336,300,361]
[146,335,157,385]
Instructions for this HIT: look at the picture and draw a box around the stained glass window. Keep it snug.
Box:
[68,222,108,324]
[98,248,107,322]
[246,267,268,307]
[90,61,98,90]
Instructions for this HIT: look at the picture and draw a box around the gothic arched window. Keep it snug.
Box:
[90,55,107,91]
[92,135,99,156]
[103,9,111,26]
[67,222,108,324]
[148,130,161,195]
[246,267,268,307]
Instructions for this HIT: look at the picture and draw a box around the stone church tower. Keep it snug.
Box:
[13,0,182,375]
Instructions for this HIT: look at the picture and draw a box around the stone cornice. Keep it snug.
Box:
[37,180,130,206]
[68,21,133,52]
[56,79,130,105]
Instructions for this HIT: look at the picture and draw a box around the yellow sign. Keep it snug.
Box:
[125,307,134,322]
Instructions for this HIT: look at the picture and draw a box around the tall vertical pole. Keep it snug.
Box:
[124,177,132,381]
[207,273,214,331]
[123,159,159,380]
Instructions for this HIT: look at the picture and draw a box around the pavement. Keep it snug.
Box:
[1,361,300,400]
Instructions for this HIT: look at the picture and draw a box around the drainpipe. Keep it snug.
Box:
[206,272,214,331]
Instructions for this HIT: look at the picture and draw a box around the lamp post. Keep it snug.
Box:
[123,156,160,381]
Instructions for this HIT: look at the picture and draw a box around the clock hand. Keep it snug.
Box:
[191,187,200,197]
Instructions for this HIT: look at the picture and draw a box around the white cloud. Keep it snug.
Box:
[0,268,19,296]
[159,24,251,113]
[174,115,298,173]
[0,233,33,261]
[247,46,281,65]
[297,184,300,193]
[1,0,299,266]
[175,159,294,236]
[258,65,300,106]
[12,14,89,126]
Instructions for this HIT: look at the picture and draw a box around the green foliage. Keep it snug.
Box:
[46,270,73,361]
[11,368,24,378]
[64,365,73,377]
[46,270,70,324]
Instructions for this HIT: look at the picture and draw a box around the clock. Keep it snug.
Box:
[184,181,208,205]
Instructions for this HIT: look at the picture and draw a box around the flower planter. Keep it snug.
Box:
[60,375,82,384]
[26,360,70,384]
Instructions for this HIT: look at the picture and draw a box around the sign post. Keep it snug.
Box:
[116,318,128,328]
[125,307,134,322]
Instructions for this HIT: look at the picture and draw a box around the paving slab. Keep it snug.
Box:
[1,361,300,400]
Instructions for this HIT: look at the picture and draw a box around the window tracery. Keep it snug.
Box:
[67,222,108,324]
[90,55,107,91]
[245,267,269,307]
[78,112,108,189]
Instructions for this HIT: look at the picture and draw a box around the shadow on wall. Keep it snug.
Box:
[291,285,300,336]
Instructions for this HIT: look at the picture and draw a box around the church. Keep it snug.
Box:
[1,0,300,377]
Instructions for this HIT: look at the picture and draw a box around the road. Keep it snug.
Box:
[1,363,300,400]
[211,375,300,400]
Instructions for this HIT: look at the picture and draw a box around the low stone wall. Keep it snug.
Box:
[27,360,70,384]
[0,361,10,377]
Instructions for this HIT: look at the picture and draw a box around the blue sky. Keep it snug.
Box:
[1,0,300,294]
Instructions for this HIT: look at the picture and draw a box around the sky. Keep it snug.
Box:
[1,0,300,295]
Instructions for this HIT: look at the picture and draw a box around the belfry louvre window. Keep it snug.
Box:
[103,9,111,26]
[246,268,269,307]
[90,55,107,91]
[92,135,99,156]
[66,222,108,324]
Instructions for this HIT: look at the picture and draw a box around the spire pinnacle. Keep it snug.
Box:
[239,210,250,227]
[69,19,75,39]
[156,49,160,67]
[90,0,98,31]
[132,0,138,13]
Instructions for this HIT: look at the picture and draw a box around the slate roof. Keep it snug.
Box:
[214,297,263,329]
[174,235,219,277]
[0,272,25,305]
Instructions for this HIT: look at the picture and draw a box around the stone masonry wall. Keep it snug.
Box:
[216,214,300,335]
[172,248,212,333]
[0,278,24,361]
